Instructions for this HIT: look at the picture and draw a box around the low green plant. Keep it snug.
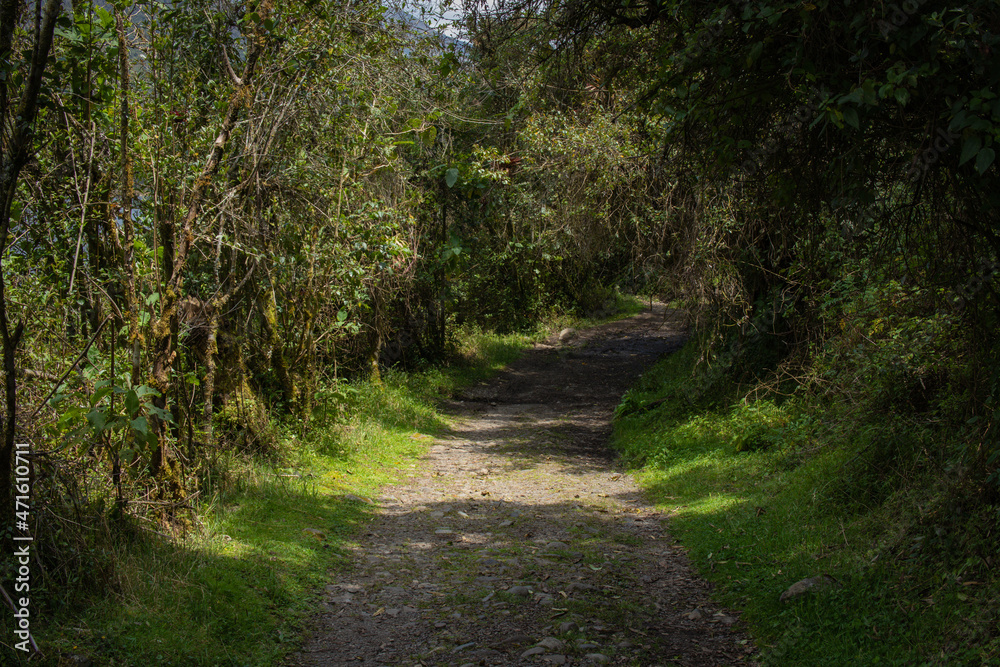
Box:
[46,347,169,464]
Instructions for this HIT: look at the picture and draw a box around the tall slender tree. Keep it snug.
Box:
[0,0,61,527]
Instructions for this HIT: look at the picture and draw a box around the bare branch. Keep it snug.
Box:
[221,45,244,87]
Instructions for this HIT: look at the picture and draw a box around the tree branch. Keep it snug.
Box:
[221,45,244,87]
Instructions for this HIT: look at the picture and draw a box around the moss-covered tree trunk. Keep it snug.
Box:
[259,283,297,409]
[148,4,269,520]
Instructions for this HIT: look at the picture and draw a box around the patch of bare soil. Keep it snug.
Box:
[289,306,755,666]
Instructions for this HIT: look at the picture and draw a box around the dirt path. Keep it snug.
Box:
[291,306,755,666]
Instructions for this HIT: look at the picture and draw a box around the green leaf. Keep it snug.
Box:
[976,147,995,175]
[90,386,113,407]
[125,389,140,418]
[93,5,113,28]
[131,415,150,437]
[148,405,173,422]
[842,107,859,129]
[58,406,82,425]
[971,117,991,131]
[87,408,107,433]
[838,90,862,106]
[959,137,982,166]
[445,168,459,188]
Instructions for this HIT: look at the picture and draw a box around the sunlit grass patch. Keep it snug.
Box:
[57,449,386,665]
[613,339,1000,665]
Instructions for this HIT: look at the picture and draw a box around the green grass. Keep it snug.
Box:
[25,327,540,667]
[549,290,649,331]
[612,341,1000,666]
[580,291,648,325]
[38,420,423,666]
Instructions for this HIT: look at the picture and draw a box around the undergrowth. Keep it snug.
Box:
[2,326,543,666]
[613,340,1000,666]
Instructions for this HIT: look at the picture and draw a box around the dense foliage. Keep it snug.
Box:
[465,0,1000,492]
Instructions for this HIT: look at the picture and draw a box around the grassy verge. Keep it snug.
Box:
[576,291,648,326]
[612,341,1000,666]
[29,327,538,667]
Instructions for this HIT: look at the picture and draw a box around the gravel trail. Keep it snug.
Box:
[291,306,755,666]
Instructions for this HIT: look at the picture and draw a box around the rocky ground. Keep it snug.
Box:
[289,306,755,666]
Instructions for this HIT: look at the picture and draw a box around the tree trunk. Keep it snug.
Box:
[436,186,448,354]
[116,9,141,387]
[147,2,270,518]
[368,286,382,385]
[0,0,61,530]
[259,282,296,408]
[201,215,226,446]
[202,315,220,443]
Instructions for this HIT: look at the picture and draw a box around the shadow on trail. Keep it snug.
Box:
[304,491,744,667]
[438,308,688,478]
